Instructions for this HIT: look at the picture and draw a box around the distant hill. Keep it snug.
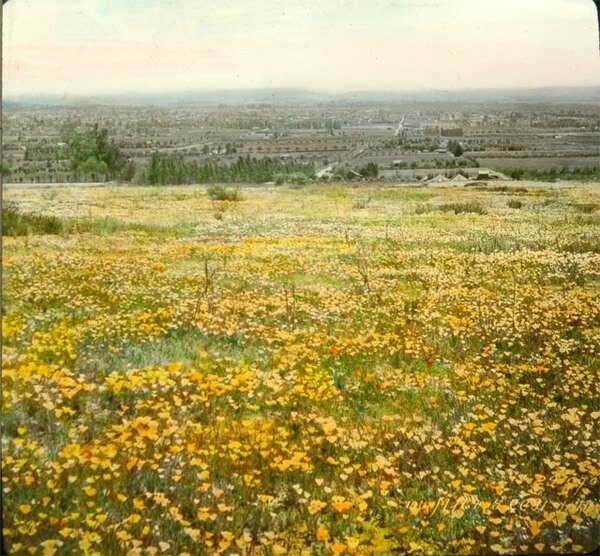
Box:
[2,89,330,108]
[337,86,600,103]
[4,86,600,108]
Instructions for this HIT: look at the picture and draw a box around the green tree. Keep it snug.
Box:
[357,162,379,179]
[447,140,464,157]
[65,124,128,180]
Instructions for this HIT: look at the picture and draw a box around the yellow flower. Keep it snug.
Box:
[331,495,352,513]
[308,500,326,515]
[82,486,97,497]
[316,527,329,541]
[346,536,359,550]
[127,513,142,524]
[166,361,182,372]
[126,457,139,471]
[196,508,213,521]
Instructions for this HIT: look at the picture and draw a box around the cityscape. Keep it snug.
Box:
[3,89,599,185]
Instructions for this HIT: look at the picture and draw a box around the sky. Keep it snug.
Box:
[3,0,600,97]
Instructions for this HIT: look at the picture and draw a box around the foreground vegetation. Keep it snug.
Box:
[2,182,599,555]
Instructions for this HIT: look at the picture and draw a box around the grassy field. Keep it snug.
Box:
[2,182,599,555]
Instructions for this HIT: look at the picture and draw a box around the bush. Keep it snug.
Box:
[508,199,523,209]
[573,203,598,214]
[289,172,310,186]
[438,202,485,215]
[206,185,240,201]
[356,162,379,179]
[352,198,370,209]
[502,167,526,180]
[414,202,486,215]
[2,204,64,236]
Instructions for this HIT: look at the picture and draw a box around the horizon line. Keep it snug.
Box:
[5,83,600,101]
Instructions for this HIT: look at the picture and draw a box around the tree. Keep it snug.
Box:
[357,162,379,179]
[1,159,13,178]
[447,140,464,157]
[65,124,128,181]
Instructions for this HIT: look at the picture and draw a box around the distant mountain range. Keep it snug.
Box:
[3,86,600,108]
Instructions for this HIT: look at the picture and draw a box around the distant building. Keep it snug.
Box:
[476,169,503,180]
[316,165,334,179]
[427,174,450,183]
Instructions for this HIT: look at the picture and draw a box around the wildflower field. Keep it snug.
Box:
[2,182,599,555]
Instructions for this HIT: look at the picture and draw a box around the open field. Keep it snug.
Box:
[2,182,600,555]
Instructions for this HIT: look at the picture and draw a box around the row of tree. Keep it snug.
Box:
[392,159,472,170]
[142,153,315,185]
[500,166,600,181]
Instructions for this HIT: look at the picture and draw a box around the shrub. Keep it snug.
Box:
[352,198,370,209]
[438,202,485,214]
[206,185,240,202]
[414,204,433,215]
[502,167,526,180]
[274,172,311,187]
[573,203,598,214]
[508,199,523,209]
[2,204,64,236]
[414,202,485,215]
[289,172,310,186]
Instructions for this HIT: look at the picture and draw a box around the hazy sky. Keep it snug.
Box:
[3,0,600,96]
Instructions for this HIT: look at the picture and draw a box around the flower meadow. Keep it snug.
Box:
[2,183,599,555]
